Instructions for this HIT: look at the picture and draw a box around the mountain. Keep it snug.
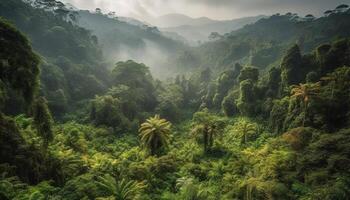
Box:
[150,13,216,28]
[160,15,265,44]
[117,16,151,27]
[171,10,350,73]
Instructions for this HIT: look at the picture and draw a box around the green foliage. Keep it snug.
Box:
[0,113,46,183]
[237,80,257,116]
[228,118,258,145]
[269,98,289,134]
[174,177,214,200]
[281,44,303,88]
[156,84,184,122]
[0,0,110,116]
[290,82,321,126]
[0,17,40,107]
[191,109,226,153]
[212,67,240,108]
[32,97,54,150]
[90,95,128,131]
[139,115,172,156]
[112,60,157,113]
[266,67,281,98]
[96,174,145,200]
[222,91,238,117]
[238,66,259,83]
[2,2,350,200]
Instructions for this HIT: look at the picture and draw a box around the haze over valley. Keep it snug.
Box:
[1,0,350,199]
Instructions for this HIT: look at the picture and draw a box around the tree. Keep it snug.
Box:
[335,4,349,13]
[237,80,256,116]
[269,98,289,134]
[238,67,259,83]
[32,97,54,150]
[191,109,225,152]
[304,14,315,21]
[199,68,212,84]
[281,44,303,89]
[231,118,257,144]
[209,32,222,40]
[266,67,281,98]
[0,18,40,106]
[96,174,145,200]
[324,10,334,16]
[139,115,172,156]
[320,67,350,98]
[156,84,184,122]
[176,177,213,199]
[95,8,102,14]
[222,91,237,117]
[213,69,238,108]
[90,95,128,130]
[112,60,157,112]
[290,82,320,126]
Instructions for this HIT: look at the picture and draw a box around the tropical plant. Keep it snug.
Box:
[139,115,172,156]
[96,175,145,200]
[320,67,350,99]
[290,82,320,126]
[230,118,257,144]
[191,109,225,152]
[176,177,213,200]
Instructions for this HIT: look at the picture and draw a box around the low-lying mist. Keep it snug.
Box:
[103,39,180,79]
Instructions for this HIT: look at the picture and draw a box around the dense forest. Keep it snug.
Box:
[1,0,350,199]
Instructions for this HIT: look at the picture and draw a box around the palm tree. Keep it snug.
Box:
[231,118,256,145]
[96,175,145,200]
[176,177,213,200]
[291,82,320,126]
[191,109,224,153]
[139,115,172,156]
[191,123,220,152]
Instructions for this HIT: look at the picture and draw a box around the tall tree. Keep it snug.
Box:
[139,115,172,156]
[0,18,40,106]
[237,80,256,116]
[231,118,257,145]
[281,44,303,89]
[191,109,225,152]
[238,66,259,83]
[290,82,320,126]
[32,97,54,150]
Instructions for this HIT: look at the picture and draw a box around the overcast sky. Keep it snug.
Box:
[62,0,350,21]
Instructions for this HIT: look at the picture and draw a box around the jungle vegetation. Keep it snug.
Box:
[1,1,350,199]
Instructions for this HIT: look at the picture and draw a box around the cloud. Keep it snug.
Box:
[62,0,350,20]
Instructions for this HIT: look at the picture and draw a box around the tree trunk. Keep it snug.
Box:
[203,127,208,152]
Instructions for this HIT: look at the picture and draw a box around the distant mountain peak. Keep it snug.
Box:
[159,15,265,45]
[150,13,216,28]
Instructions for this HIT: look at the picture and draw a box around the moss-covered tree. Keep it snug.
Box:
[32,97,54,150]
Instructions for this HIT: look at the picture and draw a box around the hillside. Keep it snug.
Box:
[149,13,216,28]
[76,10,186,77]
[161,15,264,44]
[1,1,350,200]
[0,0,111,118]
[172,9,350,73]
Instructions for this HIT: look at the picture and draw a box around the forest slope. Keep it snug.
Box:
[0,2,350,200]
[172,8,350,73]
